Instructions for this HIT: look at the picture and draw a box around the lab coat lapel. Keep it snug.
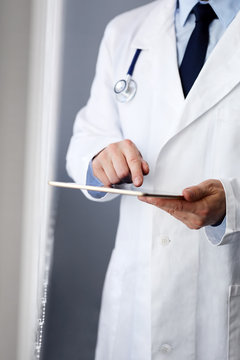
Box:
[175,10,240,135]
[130,0,185,165]
[131,0,184,112]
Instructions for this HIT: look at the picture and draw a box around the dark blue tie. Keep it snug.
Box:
[179,3,217,97]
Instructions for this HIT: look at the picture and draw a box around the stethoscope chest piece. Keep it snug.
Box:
[114,76,137,103]
[114,48,142,103]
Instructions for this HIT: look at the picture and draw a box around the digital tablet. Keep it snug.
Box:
[48,181,183,199]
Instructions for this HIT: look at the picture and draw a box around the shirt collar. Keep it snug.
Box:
[177,0,240,29]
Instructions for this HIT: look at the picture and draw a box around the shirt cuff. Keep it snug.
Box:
[205,217,226,245]
[86,160,106,198]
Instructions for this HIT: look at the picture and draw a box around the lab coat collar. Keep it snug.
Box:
[130,0,185,111]
[130,0,240,50]
[131,0,177,50]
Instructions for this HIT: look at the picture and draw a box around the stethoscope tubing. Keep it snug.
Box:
[114,48,142,103]
[127,49,142,76]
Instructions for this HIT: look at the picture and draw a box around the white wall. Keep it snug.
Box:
[0,1,31,359]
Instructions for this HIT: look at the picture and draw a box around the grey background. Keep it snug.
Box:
[42,1,149,360]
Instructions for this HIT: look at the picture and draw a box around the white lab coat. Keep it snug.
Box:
[66,1,240,359]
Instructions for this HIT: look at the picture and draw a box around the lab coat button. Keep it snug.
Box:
[160,344,172,353]
[159,235,171,246]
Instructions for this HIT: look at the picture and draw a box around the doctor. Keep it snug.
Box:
[66,0,240,359]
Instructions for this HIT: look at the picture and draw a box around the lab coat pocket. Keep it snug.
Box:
[228,285,240,360]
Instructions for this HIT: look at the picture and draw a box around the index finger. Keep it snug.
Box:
[122,142,144,187]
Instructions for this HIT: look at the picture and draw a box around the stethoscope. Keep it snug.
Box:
[114,49,142,103]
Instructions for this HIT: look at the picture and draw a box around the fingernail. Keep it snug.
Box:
[134,176,142,186]
[144,165,149,175]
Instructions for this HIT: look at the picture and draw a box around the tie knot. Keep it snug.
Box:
[192,3,218,24]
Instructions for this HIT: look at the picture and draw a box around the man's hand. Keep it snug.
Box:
[139,179,226,229]
[92,139,149,187]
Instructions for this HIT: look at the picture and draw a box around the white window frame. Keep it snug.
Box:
[17,1,64,359]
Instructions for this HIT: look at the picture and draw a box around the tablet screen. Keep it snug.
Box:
[49,181,183,199]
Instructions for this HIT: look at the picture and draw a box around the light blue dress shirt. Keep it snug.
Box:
[86,0,240,240]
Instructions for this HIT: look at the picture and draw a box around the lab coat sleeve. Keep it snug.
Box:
[204,178,240,246]
[66,21,123,202]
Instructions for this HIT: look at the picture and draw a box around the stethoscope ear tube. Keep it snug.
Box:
[114,49,142,103]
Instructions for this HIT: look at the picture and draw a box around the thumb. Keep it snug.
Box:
[183,184,208,202]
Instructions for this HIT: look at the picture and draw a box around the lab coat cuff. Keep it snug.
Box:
[205,178,240,246]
